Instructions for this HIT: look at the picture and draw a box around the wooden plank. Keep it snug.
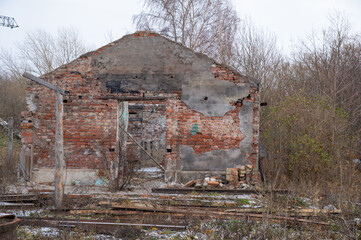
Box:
[23,72,65,95]
[152,188,289,195]
[128,105,144,110]
[118,125,165,172]
[23,72,65,210]
[7,117,13,166]
[19,217,187,232]
[128,118,142,122]
[54,92,65,210]
[117,101,129,189]
[30,144,34,181]
[101,96,166,101]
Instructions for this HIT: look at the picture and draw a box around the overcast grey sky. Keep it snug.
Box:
[1,0,360,56]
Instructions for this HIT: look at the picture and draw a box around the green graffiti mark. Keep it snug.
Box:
[190,123,199,135]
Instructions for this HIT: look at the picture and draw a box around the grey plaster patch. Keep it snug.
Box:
[238,101,254,156]
[91,34,250,117]
[33,118,40,129]
[26,94,37,112]
[179,145,247,171]
[181,74,250,116]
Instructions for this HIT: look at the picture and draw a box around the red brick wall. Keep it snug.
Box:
[165,64,260,176]
[21,34,260,182]
[21,56,119,169]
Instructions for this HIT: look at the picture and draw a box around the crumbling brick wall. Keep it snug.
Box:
[165,64,260,182]
[21,32,260,184]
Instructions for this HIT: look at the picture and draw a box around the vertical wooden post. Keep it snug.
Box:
[22,73,66,209]
[54,92,65,210]
[30,144,34,181]
[119,102,128,180]
[7,117,13,166]
[115,101,128,189]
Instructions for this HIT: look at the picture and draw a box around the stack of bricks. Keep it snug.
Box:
[226,165,255,186]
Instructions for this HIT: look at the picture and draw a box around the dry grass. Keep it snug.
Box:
[0,131,21,191]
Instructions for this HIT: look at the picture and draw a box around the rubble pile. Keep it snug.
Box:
[184,165,257,189]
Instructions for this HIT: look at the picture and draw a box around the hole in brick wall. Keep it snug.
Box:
[109,148,115,152]
[106,104,108,106]
[28,120,32,123]
[63,100,68,103]
[167,149,172,152]
[78,96,82,99]
[204,97,208,101]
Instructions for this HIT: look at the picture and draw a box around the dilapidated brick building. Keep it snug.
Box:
[21,32,260,184]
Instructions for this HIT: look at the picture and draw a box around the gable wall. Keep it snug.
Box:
[21,32,260,184]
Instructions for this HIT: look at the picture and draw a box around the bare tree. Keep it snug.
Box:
[232,17,283,102]
[292,12,361,156]
[0,49,29,80]
[0,27,89,127]
[260,13,361,203]
[0,74,26,128]
[19,29,56,75]
[55,27,88,67]
[133,0,239,64]
[1,27,89,76]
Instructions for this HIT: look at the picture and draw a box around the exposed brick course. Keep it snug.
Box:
[21,32,260,183]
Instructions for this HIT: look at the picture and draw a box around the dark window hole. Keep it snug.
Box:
[78,96,82,99]
[204,97,208,101]
[63,100,68,103]
[167,149,172,152]
[109,148,115,152]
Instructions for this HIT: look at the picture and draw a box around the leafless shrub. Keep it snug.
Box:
[98,133,140,191]
[0,133,20,193]
[0,76,26,129]
[262,90,360,206]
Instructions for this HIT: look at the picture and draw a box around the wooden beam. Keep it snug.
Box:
[54,92,65,210]
[100,96,166,101]
[23,72,65,95]
[115,101,129,189]
[23,72,66,210]
[7,117,13,166]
